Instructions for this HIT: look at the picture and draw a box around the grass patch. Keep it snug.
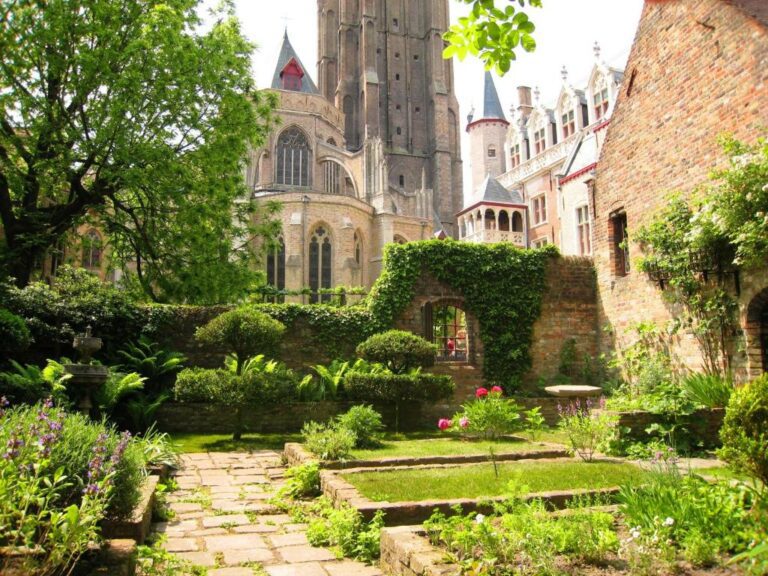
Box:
[350,436,546,459]
[170,432,301,453]
[693,466,753,482]
[343,461,648,502]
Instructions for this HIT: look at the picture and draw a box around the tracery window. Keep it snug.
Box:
[276,127,311,187]
[309,226,332,303]
[82,230,102,269]
[267,236,286,295]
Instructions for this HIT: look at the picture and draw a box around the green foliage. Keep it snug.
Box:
[254,303,382,361]
[335,405,384,448]
[116,336,186,395]
[344,372,454,404]
[681,372,733,409]
[1,266,143,357]
[355,330,437,374]
[0,358,70,405]
[557,399,618,462]
[451,388,523,440]
[134,425,180,471]
[425,496,618,575]
[523,406,546,441]
[367,240,555,386]
[280,462,321,499]
[305,496,385,564]
[135,535,208,576]
[195,306,286,373]
[0,308,31,360]
[557,338,578,380]
[718,374,768,484]
[94,371,146,415]
[618,464,760,569]
[443,0,541,75]
[301,421,356,461]
[174,365,299,406]
[0,0,279,299]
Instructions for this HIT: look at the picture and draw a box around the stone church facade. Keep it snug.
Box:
[248,0,463,298]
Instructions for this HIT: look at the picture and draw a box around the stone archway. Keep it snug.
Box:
[745,287,768,377]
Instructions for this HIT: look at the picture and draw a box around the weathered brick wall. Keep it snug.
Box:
[593,0,768,380]
[394,256,599,389]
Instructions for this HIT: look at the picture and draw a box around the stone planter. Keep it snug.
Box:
[100,475,159,544]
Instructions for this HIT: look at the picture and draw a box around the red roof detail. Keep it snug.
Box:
[559,162,597,185]
[281,57,305,79]
[466,118,510,132]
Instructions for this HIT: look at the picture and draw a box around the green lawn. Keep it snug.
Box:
[350,436,549,459]
[170,432,301,453]
[343,461,648,502]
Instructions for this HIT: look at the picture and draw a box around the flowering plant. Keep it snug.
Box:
[440,387,523,440]
[557,397,618,462]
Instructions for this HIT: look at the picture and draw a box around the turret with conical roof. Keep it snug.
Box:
[271,30,319,94]
[466,72,509,201]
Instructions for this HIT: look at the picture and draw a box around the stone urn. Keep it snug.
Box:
[64,326,108,416]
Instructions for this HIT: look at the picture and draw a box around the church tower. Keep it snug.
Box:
[466,71,509,203]
[317,0,463,235]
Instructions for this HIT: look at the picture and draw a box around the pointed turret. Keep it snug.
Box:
[271,30,319,94]
[482,71,506,121]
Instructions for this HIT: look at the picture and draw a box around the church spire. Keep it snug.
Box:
[270,30,319,94]
[482,71,506,121]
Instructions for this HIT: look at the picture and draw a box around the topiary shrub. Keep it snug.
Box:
[335,405,384,448]
[355,330,437,374]
[718,374,768,484]
[344,371,454,431]
[195,306,286,374]
[0,308,32,361]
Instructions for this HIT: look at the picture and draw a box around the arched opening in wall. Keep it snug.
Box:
[275,127,312,187]
[512,211,523,232]
[484,208,496,230]
[423,302,468,362]
[82,229,102,269]
[327,137,337,146]
[393,235,408,244]
[498,211,510,232]
[746,288,768,375]
[353,230,364,285]
[266,236,286,302]
[309,225,332,303]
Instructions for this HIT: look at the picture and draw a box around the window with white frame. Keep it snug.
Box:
[576,205,591,255]
[532,194,547,225]
[562,109,575,138]
[532,238,549,248]
[593,86,609,121]
[510,143,521,168]
[533,127,546,154]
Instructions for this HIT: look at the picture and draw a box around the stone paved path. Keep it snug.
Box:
[153,451,384,576]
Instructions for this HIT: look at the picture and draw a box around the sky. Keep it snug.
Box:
[219,0,645,192]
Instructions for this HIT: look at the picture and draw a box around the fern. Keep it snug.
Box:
[94,372,146,413]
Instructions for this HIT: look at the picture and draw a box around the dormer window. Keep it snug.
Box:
[280,58,304,91]
[510,143,521,168]
[594,86,609,120]
[562,109,575,138]
[533,128,546,154]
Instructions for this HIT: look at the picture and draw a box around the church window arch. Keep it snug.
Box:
[266,236,286,298]
[309,225,333,303]
[275,127,312,187]
[82,229,102,269]
[393,235,408,244]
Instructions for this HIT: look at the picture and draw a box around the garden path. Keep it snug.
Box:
[152,451,384,576]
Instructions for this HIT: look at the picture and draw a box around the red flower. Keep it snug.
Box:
[491,386,503,394]
[438,418,452,430]
[475,387,488,398]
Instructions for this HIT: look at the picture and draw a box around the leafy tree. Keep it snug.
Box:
[0,0,279,302]
[444,0,541,74]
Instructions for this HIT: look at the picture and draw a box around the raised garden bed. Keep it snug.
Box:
[321,458,645,525]
[100,475,159,544]
[284,437,568,469]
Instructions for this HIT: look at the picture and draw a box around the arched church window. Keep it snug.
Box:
[398,174,405,187]
[309,226,332,303]
[354,231,363,266]
[266,235,286,300]
[512,211,524,232]
[82,230,102,269]
[323,161,340,194]
[276,127,312,187]
[327,137,337,146]
[393,235,408,244]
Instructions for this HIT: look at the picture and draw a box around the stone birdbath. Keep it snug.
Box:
[64,326,108,416]
[544,384,603,398]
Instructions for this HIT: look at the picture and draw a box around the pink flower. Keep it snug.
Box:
[491,386,503,394]
[438,418,452,430]
[475,387,489,398]
[459,417,470,429]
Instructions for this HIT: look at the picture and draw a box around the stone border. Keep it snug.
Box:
[380,526,458,576]
[100,475,159,544]
[321,457,624,525]
[284,441,569,469]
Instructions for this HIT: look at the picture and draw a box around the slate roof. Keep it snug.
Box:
[270,30,319,94]
[562,132,597,179]
[481,71,506,120]
[477,175,524,204]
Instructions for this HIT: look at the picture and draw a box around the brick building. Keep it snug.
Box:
[593,0,768,378]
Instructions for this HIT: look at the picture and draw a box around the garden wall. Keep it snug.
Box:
[608,408,725,448]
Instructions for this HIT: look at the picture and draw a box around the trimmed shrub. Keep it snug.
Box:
[336,405,384,448]
[718,374,768,484]
[302,421,356,461]
[0,308,32,360]
[355,330,437,374]
[195,306,286,373]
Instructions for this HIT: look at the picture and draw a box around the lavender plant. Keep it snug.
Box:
[557,397,618,462]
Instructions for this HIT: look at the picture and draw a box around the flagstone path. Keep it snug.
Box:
[153,451,384,576]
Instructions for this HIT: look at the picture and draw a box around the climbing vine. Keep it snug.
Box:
[367,240,557,387]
